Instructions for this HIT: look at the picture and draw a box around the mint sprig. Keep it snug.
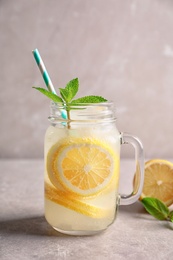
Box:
[33,78,107,106]
[59,78,79,103]
[141,197,173,224]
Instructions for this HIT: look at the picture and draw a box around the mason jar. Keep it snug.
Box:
[44,101,144,235]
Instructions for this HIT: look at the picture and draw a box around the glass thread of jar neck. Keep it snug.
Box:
[48,101,116,127]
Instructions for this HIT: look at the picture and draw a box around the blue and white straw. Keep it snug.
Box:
[32,48,67,119]
[32,49,57,94]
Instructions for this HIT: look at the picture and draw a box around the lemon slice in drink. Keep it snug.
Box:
[45,182,112,218]
[47,138,119,197]
[139,159,173,206]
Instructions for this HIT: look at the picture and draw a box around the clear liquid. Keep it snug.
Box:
[44,124,120,235]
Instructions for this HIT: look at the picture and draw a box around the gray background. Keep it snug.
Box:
[1,0,173,159]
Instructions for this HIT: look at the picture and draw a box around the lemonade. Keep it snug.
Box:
[32,55,144,235]
[44,103,121,235]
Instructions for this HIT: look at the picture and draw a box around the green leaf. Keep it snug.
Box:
[33,87,63,103]
[65,78,79,100]
[71,95,107,104]
[59,78,79,103]
[141,197,170,220]
[169,211,173,222]
[59,88,69,102]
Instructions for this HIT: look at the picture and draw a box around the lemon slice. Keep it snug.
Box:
[47,137,119,197]
[45,182,111,218]
[138,159,173,206]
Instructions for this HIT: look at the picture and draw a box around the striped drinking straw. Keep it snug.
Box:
[32,48,67,119]
[32,49,57,94]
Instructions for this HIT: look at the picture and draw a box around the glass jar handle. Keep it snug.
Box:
[119,132,144,205]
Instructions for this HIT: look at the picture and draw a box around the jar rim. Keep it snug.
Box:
[49,100,116,124]
[50,100,115,108]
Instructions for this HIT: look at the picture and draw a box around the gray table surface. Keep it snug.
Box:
[0,159,173,260]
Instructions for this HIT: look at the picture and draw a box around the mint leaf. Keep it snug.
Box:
[65,78,79,100]
[141,197,170,220]
[169,211,173,222]
[71,95,107,104]
[59,88,69,102]
[59,78,79,103]
[33,87,63,103]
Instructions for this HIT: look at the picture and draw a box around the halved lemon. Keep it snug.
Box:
[47,137,119,197]
[139,159,173,206]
